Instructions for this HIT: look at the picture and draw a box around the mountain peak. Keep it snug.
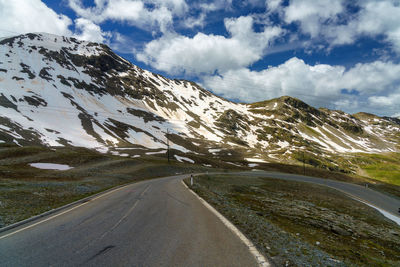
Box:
[0,32,110,60]
[353,112,379,120]
[249,95,321,118]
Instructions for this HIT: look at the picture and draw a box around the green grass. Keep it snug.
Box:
[187,174,400,266]
[352,153,400,185]
[364,163,400,185]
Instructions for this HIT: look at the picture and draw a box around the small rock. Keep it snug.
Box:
[330,225,352,236]
[389,230,399,236]
[328,258,341,263]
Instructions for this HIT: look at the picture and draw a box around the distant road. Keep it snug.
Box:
[238,171,400,220]
[0,175,258,267]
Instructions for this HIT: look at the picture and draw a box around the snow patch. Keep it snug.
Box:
[146,150,167,155]
[277,140,289,148]
[174,155,194,163]
[29,163,73,170]
[245,158,268,163]
[226,162,242,167]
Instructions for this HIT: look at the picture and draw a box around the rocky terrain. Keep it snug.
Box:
[0,33,399,173]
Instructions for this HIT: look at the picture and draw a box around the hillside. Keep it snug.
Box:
[0,33,399,173]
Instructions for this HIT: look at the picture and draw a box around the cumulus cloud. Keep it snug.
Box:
[0,0,112,44]
[266,0,283,12]
[0,0,72,37]
[369,94,399,106]
[284,0,344,38]
[368,92,400,117]
[137,16,282,75]
[197,0,231,12]
[68,0,188,33]
[282,0,400,52]
[355,0,400,53]
[202,58,400,115]
[74,18,111,43]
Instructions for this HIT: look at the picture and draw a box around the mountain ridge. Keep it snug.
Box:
[0,32,399,173]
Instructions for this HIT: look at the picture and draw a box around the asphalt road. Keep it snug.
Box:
[0,175,259,267]
[239,171,400,219]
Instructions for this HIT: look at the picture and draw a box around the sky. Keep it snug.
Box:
[1,0,400,117]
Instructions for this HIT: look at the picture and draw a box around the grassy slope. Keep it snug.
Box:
[187,175,400,266]
[351,153,400,185]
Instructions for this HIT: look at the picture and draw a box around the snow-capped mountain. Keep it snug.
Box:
[0,33,399,169]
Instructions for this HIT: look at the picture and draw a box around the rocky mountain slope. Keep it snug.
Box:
[0,33,399,171]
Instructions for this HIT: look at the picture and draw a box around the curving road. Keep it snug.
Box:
[238,171,400,220]
[1,171,399,267]
[0,175,259,267]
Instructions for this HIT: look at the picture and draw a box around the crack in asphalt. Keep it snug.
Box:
[164,190,190,207]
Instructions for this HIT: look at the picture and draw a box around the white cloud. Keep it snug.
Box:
[181,13,207,28]
[283,0,400,52]
[0,0,72,37]
[68,0,188,33]
[0,0,112,43]
[137,16,282,75]
[356,0,400,53]
[202,58,345,104]
[284,0,344,38]
[341,61,400,94]
[266,0,283,12]
[369,93,400,107]
[368,91,400,117]
[102,0,145,22]
[74,18,111,43]
[202,57,400,115]
[181,0,235,29]
[199,0,233,12]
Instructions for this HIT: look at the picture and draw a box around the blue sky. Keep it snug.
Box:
[1,0,400,117]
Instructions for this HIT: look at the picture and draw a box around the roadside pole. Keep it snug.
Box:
[167,128,170,163]
[303,149,306,176]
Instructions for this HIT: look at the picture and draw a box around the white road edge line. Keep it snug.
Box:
[313,183,400,223]
[338,190,400,226]
[0,181,138,240]
[181,180,271,267]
